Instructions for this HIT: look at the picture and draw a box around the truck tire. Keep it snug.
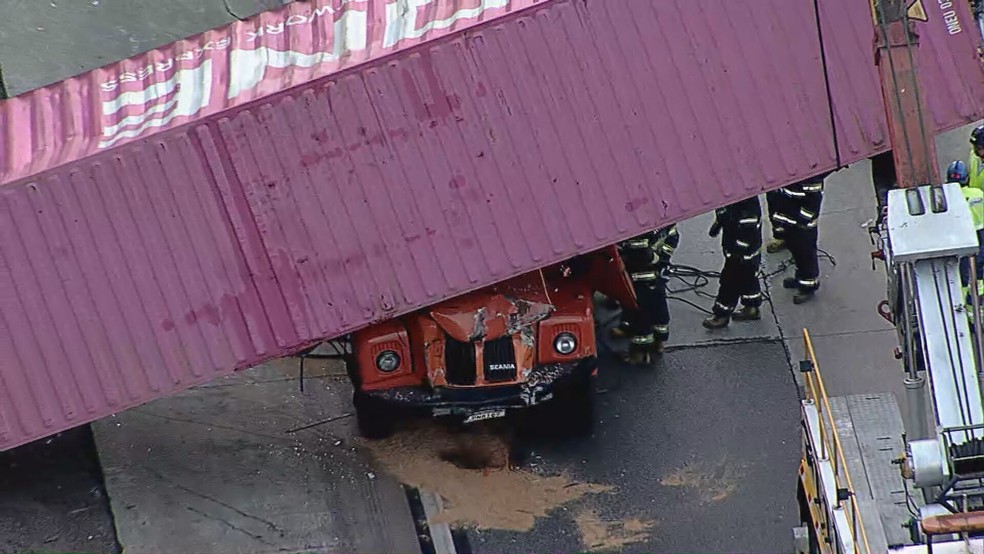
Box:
[556,372,596,436]
[526,372,595,438]
[353,392,395,440]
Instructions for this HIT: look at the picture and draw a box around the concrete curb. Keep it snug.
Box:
[418,490,457,554]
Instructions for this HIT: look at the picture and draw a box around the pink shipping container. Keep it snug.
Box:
[1,0,984,451]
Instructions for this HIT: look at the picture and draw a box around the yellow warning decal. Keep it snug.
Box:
[907,0,928,22]
[868,0,930,23]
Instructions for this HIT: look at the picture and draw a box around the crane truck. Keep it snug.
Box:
[794,1,984,552]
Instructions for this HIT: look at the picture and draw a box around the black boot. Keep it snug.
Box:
[793,290,816,305]
[702,314,730,329]
[766,238,787,253]
[782,277,798,289]
[732,306,761,321]
[623,343,654,365]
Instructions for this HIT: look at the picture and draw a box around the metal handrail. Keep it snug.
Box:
[803,328,872,554]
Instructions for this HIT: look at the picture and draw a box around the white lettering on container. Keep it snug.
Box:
[382,0,508,48]
[939,0,962,34]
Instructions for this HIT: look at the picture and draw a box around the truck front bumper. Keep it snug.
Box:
[361,357,597,416]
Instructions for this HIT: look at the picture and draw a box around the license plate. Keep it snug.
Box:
[463,409,506,424]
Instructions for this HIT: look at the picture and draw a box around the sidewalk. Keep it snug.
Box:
[92,357,421,554]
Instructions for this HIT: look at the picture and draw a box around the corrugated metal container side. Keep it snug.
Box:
[3,0,984,451]
[821,0,984,163]
[912,2,984,137]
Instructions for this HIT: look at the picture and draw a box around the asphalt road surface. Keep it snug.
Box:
[463,341,801,553]
[0,427,119,554]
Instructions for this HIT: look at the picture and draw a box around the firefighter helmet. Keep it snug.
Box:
[947,160,970,186]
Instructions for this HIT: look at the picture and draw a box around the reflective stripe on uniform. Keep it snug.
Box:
[625,239,650,249]
[742,293,762,301]
[802,184,823,192]
[653,324,669,333]
[738,217,759,225]
[781,188,807,197]
[806,219,818,228]
[631,271,658,282]
[742,250,760,260]
[658,243,675,254]
[735,239,751,248]
[631,334,655,345]
[798,278,819,286]
[714,301,735,313]
[799,208,816,220]
[773,213,797,226]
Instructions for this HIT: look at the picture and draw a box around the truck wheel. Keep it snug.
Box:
[353,392,395,440]
[537,373,595,438]
[561,373,596,436]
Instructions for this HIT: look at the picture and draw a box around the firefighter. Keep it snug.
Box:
[610,224,680,364]
[769,172,831,305]
[970,125,984,191]
[703,197,763,329]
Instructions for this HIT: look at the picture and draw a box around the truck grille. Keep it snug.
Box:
[483,336,517,383]
[444,338,476,385]
[442,336,518,385]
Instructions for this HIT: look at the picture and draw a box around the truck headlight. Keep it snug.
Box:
[375,350,401,372]
[554,333,577,355]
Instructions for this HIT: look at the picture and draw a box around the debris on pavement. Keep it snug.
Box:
[365,426,612,531]
[574,510,655,550]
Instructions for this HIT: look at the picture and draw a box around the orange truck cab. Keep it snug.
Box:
[347,246,637,439]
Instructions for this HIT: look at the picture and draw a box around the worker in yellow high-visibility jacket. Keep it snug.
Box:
[948,161,984,331]
[968,125,984,191]
[949,160,984,230]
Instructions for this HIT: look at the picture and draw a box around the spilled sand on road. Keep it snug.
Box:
[364,426,612,531]
[660,456,747,503]
[574,510,655,551]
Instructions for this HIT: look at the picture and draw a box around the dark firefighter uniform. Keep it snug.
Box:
[613,224,679,364]
[765,190,787,253]
[768,172,830,304]
[703,197,763,329]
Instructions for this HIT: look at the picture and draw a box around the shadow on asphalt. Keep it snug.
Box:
[0,425,120,554]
